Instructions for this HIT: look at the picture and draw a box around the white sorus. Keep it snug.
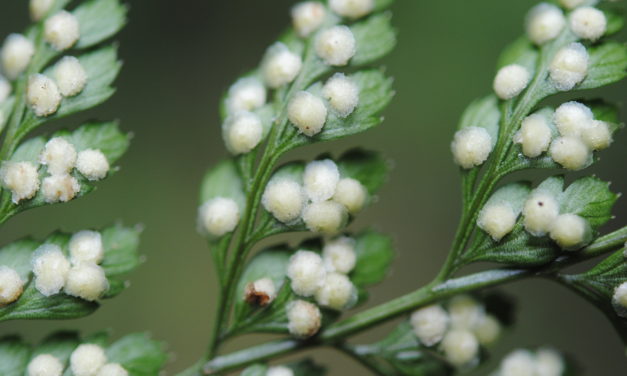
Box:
[41,174,80,203]
[1,34,35,80]
[558,0,586,9]
[493,64,531,100]
[32,244,70,296]
[287,91,328,136]
[27,354,64,376]
[554,101,593,138]
[0,161,40,203]
[54,56,87,97]
[226,77,266,114]
[499,349,537,376]
[451,127,493,169]
[0,266,24,305]
[30,0,54,21]
[303,159,340,202]
[262,178,305,223]
[322,237,356,274]
[69,230,104,265]
[315,26,356,66]
[223,112,263,154]
[472,315,501,346]
[526,3,566,45]
[96,363,129,376]
[522,192,560,236]
[535,348,565,376]
[64,263,109,301]
[287,250,327,297]
[266,366,294,376]
[477,202,517,241]
[44,11,80,51]
[302,201,348,234]
[582,120,612,151]
[333,177,367,214]
[323,73,359,117]
[612,282,627,312]
[76,149,110,181]
[198,197,240,237]
[70,344,107,376]
[549,213,590,250]
[441,330,480,367]
[0,76,10,102]
[549,42,589,91]
[448,295,485,329]
[27,74,62,117]
[329,0,374,19]
[549,136,590,170]
[40,137,77,174]
[410,305,450,347]
[245,277,277,306]
[315,272,356,310]
[261,43,302,89]
[514,114,553,158]
[570,7,606,41]
[292,2,326,37]
[287,299,322,337]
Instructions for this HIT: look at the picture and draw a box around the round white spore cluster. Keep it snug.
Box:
[582,120,612,150]
[536,348,566,376]
[27,353,64,376]
[32,244,71,296]
[323,73,359,118]
[54,56,87,97]
[27,74,62,117]
[245,277,277,306]
[292,2,326,37]
[612,281,627,317]
[315,272,355,310]
[288,91,328,136]
[554,101,593,138]
[30,0,54,21]
[514,113,553,158]
[198,197,240,237]
[329,0,374,19]
[223,111,263,154]
[410,305,450,347]
[226,77,266,114]
[559,0,586,9]
[451,126,493,169]
[303,159,340,202]
[473,314,502,346]
[322,236,356,274]
[570,6,606,41]
[549,136,590,170]
[41,173,80,203]
[549,213,590,250]
[493,64,531,100]
[287,250,327,297]
[266,365,294,376]
[448,295,484,329]
[1,34,35,80]
[315,26,356,66]
[65,262,109,301]
[0,266,24,305]
[44,11,80,51]
[40,137,77,175]
[69,230,104,265]
[262,43,302,89]
[549,42,589,91]
[0,76,11,102]
[262,177,306,223]
[526,3,566,45]
[70,343,108,376]
[76,149,110,181]
[287,299,321,338]
[522,191,560,236]
[496,348,565,376]
[333,177,367,214]
[477,202,517,241]
[0,161,40,203]
[441,329,480,367]
[97,363,129,376]
[302,201,347,234]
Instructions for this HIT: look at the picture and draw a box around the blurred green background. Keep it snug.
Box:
[1,0,626,374]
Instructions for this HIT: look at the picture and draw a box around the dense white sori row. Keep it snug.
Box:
[0,136,110,204]
[410,295,504,368]
[490,347,567,376]
[452,2,612,170]
[0,230,109,306]
[26,342,128,376]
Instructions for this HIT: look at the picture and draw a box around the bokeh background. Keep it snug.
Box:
[1,0,626,374]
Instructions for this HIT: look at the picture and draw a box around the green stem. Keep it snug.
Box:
[336,344,395,376]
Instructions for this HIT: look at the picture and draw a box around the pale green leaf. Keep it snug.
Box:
[578,42,627,91]
[199,159,246,210]
[350,12,396,66]
[352,230,394,287]
[74,0,128,49]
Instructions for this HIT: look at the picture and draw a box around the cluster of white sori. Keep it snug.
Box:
[26,343,129,376]
[0,136,110,205]
[410,295,503,368]
[612,260,627,318]
[262,158,368,235]
[265,365,295,376]
[280,236,358,337]
[491,348,566,376]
